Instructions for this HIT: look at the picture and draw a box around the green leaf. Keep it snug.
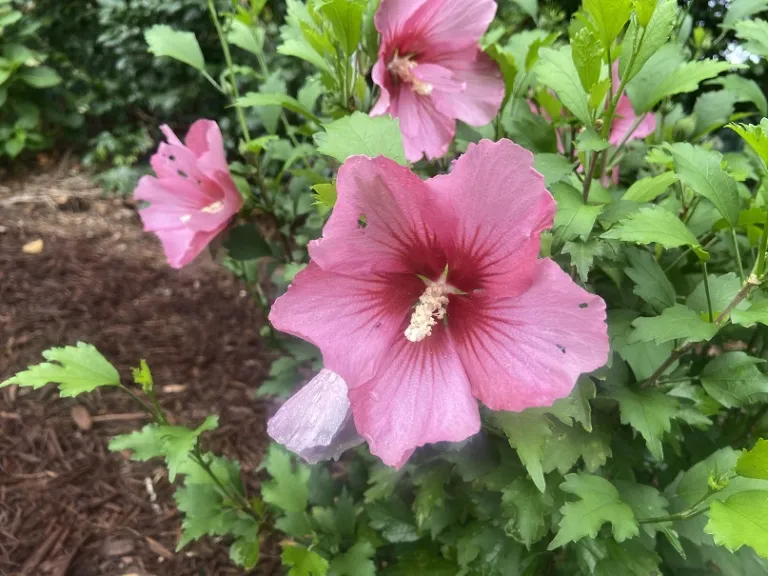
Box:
[238,92,321,124]
[535,46,592,127]
[510,0,538,18]
[312,182,337,208]
[367,499,420,543]
[619,0,677,82]
[706,491,768,558]
[701,352,768,409]
[501,477,553,548]
[329,541,376,576]
[628,304,719,345]
[737,439,768,480]
[262,444,311,513]
[553,183,603,242]
[584,0,633,49]
[159,416,219,481]
[648,60,737,112]
[608,387,678,460]
[625,247,676,311]
[666,143,740,229]
[18,66,61,88]
[227,19,265,56]
[1,342,120,396]
[601,205,703,252]
[224,224,272,261]
[131,359,153,393]
[314,112,406,165]
[725,0,768,27]
[145,25,205,71]
[576,127,610,152]
[712,74,768,115]
[230,536,261,569]
[735,19,768,58]
[548,473,639,549]
[318,0,365,57]
[541,420,612,473]
[534,153,575,187]
[622,172,678,203]
[730,120,768,168]
[733,299,768,328]
[109,424,166,461]
[283,545,330,576]
[175,482,254,549]
[615,480,671,535]
[495,411,552,492]
[562,239,605,282]
[571,27,603,92]
[693,89,739,136]
[687,273,742,317]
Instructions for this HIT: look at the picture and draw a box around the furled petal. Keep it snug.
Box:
[348,324,480,468]
[426,139,555,295]
[609,95,657,146]
[183,119,240,195]
[310,156,452,276]
[401,0,497,56]
[396,88,456,161]
[370,58,392,116]
[154,227,220,269]
[269,262,423,386]
[451,259,608,412]
[267,369,363,464]
[432,49,504,126]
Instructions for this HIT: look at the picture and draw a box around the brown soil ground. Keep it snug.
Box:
[0,164,280,575]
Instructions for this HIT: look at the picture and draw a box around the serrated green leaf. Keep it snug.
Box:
[595,538,663,576]
[131,359,153,393]
[312,182,337,208]
[160,416,219,481]
[625,247,676,311]
[319,0,365,57]
[694,89,739,136]
[584,0,633,49]
[734,299,768,328]
[329,541,376,576]
[706,491,768,558]
[367,499,420,543]
[667,143,741,228]
[230,535,261,569]
[615,480,670,535]
[145,25,205,71]
[608,387,678,460]
[535,46,592,127]
[737,439,768,480]
[553,182,604,242]
[735,19,768,58]
[601,205,702,252]
[576,127,610,152]
[730,120,768,169]
[562,239,605,282]
[175,482,251,548]
[238,92,321,124]
[262,444,310,513]
[364,462,405,502]
[712,74,768,116]
[109,424,166,461]
[701,352,768,409]
[622,172,678,203]
[227,19,265,56]
[510,0,538,18]
[548,473,639,549]
[687,272,743,317]
[534,153,575,187]
[620,0,677,82]
[314,112,406,165]
[283,545,330,576]
[495,411,552,492]
[651,60,738,111]
[501,477,553,548]
[2,342,120,396]
[541,420,612,473]
[629,304,719,345]
[572,27,603,92]
[725,0,768,27]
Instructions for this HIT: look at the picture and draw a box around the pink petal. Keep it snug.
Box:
[269,262,423,387]
[160,124,184,147]
[609,95,656,146]
[267,370,363,464]
[150,141,207,182]
[451,259,608,412]
[396,88,456,161]
[154,226,220,269]
[413,63,465,93]
[426,139,555,295]
[375,0,429,45]
[310,156,452,276]
[370,58,392,116]
[402,0,497,56]
[348,324,480,468]
[432,49,504,126]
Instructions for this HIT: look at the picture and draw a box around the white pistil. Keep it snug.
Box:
[404,283,450,343]
[201,200,225,214]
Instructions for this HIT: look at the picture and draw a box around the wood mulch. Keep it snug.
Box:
[0,164,281,575]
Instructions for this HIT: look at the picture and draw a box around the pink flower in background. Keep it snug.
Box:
[268,369,363,464]
[609,62,656,146]
[270,139,609,468]
[134,120,242,268]
[371,0,505,162]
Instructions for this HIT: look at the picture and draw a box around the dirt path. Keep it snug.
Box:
[0,168,278,575]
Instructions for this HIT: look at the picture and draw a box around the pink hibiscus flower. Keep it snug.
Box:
[134,120,242,268]
[370,0,505,162]
[269,139,609,468]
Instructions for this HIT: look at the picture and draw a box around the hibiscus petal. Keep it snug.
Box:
[310,156,451,277]
[370,58,393,116]
[348,325,480,468]
[403,0,497,55]
[609,95,657,146]
[267,369,363,464]
[451,259,608,412]
[154,226,219,269]
[396,88,456,161]
[426,139,555,295]
[269,262,423,386]
[374,0,429,45]
[412,63,464,93]
[432,50,504,126]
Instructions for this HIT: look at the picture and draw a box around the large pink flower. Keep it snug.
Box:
[134,120,242,268]
[370,0,505,162]
[269,139,609,468]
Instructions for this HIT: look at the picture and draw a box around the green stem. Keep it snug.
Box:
[732,228,746,284]
[702,261,714,323]
[208,0,251,142]
[754,210,768,277]
[118,384,157,419]
[191,446,261,521]
[663,235,716,273]
[146,388,169,426]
